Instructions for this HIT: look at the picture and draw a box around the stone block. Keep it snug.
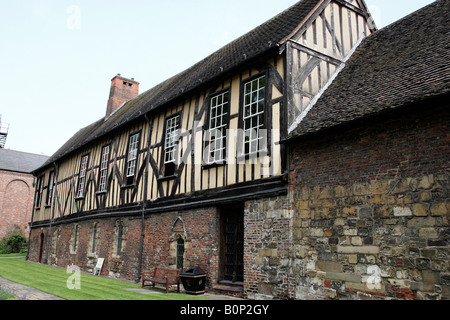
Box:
[419,227,438,239]
[422,270,440,284]
[374,206,393,218]
[389,179,409,194]
[351,237,363,246]
[417,191,431,202]
[337,245,380,254]
[358,207,373,219]
[353,183,372,196]
[298,210,311,219]
[319,186,333,199]
[418,176,433,190]
[326,272,362,283]
[316,261,343,273]
[346,281,386,294]
[413,203,429,217]
[372,180,388,195]
[259,248,277,257]
[348,255,358,264]
[394,206,412,217]
[430,203,448,216]
[342,206,359,218]
[334,185,346,198]
[296,201,309,210]
[295,246,308,259]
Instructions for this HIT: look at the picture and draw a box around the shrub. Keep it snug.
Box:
[1,234,28,254]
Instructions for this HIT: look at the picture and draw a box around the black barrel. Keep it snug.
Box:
[180,266,207,295]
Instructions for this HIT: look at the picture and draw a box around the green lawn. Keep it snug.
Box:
[0,257,209,300]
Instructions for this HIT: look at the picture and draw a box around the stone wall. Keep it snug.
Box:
[288,104,449,300]
[244,195,295,299]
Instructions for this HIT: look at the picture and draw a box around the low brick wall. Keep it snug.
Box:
[28,206,220,288]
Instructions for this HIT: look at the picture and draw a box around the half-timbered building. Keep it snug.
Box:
[27,0,448,299]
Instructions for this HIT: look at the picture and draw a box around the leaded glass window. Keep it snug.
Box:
[243,76,266,154]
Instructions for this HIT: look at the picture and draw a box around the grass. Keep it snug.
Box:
[0,253,26,258]
[0,256,210,300]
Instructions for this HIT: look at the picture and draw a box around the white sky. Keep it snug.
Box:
[0,0,435,156]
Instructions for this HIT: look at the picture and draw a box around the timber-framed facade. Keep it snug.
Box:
[28,0,376,296]
[28,0,450,300]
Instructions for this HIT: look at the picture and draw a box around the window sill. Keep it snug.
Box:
[157,174,177,182]
[96,190,107,195]
[121,184,136,189]
[236,150,269,162]
[202,161,227,169]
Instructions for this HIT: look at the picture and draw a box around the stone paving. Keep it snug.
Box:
[0,276,65,300]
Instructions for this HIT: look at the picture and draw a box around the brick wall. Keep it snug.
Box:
[288,103,449,300]
[0,170,34,240]
[28,206,220,288]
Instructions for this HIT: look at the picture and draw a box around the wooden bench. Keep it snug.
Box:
[141,267,181,293]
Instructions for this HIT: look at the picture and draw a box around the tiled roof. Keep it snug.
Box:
[0,149,49,173]
[287,0,450,139]
[39,0,321,170]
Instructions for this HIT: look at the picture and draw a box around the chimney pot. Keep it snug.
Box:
[105,74,139,119]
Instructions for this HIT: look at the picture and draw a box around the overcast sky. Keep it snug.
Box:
[0,0,435,156]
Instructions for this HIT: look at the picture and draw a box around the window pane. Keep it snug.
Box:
[165,115,180,164]
[207,91,229,164]
[77,155,89,198]
[243,76,266,154]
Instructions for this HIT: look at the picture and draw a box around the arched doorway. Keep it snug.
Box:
[38,232,45,263]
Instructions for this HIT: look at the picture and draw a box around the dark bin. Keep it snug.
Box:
[180,266,207,295]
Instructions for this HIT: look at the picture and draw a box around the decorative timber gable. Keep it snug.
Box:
[283,0,376,134]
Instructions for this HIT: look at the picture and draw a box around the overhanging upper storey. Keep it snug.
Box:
[30,0,380,224]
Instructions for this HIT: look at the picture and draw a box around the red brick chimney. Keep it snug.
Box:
[106,74,139,119]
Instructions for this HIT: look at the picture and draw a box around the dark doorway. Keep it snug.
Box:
[38,232,45,263]
[219,203,244,285]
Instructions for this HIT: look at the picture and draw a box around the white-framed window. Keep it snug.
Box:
[98,144,110,192]
[164,115,180,164]
[243,75,266,154]
[206,91,229,164]
[46,170,55,206]
[126,133,140,179]
[35,175,45,208]
[76,155,89,198]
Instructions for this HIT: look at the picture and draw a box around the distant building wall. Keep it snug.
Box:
[0,170,34,239]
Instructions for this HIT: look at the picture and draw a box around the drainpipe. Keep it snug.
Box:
[136,114,152,282]
[26,176,37,261]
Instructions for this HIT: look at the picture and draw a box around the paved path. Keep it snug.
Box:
[0,276,65,300]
